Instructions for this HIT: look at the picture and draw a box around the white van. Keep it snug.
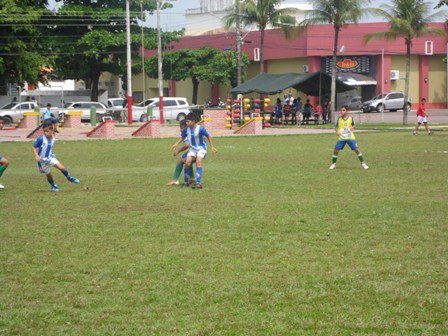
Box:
[136,97,190,121]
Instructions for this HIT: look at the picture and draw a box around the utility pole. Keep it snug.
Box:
[126,0,133,124]
[141,0,146,103]
[235,0,242,86]
[157,0,165,124]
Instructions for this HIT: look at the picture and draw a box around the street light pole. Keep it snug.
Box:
[141,0,146,103]
[126,0,133,125]
[157,0,165,124]
[235,0,242,86]
[381,49,384,123]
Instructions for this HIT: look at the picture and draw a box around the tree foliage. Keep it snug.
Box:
[0,0,51,92]
[299,0,371,122]
[364,0,446,124]
[145,47,249,104]
[223,0,297,74]
[48,0,183,101]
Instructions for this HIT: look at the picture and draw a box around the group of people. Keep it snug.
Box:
[0,100,435,191]
[272,95,331,125]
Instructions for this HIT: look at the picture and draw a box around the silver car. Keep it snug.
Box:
[0,101,39,125]
[362,92,411,113]
[59,101,108,121]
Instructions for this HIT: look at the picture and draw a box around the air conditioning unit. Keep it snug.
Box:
[303,65,309,73]
[390,70,399,81]
[254,48,260,61]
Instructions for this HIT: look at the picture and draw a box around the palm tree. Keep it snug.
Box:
[299,0,371,123]
[223,0,297,74]
[364,0,446,125]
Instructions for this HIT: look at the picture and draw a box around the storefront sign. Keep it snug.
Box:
[324,56,371,74]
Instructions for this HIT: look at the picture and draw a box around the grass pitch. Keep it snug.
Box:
[1,131,447,335]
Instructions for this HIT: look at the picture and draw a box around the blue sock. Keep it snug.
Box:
[196,167,203,183]
[184,167,190,183]
[48,178,56,186]
[62,169,71,180]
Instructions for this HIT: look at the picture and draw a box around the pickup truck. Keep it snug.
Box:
[0,101,39,125]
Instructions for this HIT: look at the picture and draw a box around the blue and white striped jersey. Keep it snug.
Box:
[181,125,210,151]
[33,135,56,161]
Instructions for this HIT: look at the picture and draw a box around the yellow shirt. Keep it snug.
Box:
[336,116,355,140]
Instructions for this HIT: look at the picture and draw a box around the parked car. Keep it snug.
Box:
[59,101,108,122]
[0,101,39,125]
[362,92,411,113]
[346,96,362,111]
[137,97,190,121]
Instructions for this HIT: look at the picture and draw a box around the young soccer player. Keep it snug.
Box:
[171,112,218,189]
[0,119,9,189]
[413,98,431,135]
[168,119,195,186]
[329,105,369,170]
[32,121,80,192]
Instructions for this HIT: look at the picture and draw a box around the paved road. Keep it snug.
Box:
[1,109,446,142]
[348,109,448,124]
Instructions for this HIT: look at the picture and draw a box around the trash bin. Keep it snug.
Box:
[146,106,153,121]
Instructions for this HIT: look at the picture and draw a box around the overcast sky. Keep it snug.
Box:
[47,0,443,32]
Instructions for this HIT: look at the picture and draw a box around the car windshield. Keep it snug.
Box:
[139,99,154,107]
[373,94,387,100]
[111,99,124,107]
[1,103,16,109]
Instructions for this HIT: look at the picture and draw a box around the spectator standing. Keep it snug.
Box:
[323,96,330,124]
[303,99,313,125]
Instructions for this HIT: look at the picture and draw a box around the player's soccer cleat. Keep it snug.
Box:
[192,183,203,189]
[413,131,417,135]
[428,131,431,135]
[361,162,369,170]
[329,163,336,170]
[51,184,59,192]
[167,179,179,186]
[69,177,80,184]
[0,183,4,189]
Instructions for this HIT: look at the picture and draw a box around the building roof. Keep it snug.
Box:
[143,22,448,60]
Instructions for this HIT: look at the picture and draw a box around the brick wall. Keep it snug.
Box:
[17,112,38,129]
[132,120,160,138]
[87,120,115,138]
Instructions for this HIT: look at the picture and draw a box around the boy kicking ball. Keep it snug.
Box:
[329,105,369,170]
[171,112,218,189]
[32,121,80,192]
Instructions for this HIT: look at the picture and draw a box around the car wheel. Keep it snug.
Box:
[1,116,13,125]
[377,104,384,113]
[177,113,186,121]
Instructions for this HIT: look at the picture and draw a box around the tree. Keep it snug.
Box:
[145,47,249,104]
[364,0,446,125]
[300,0,371,123]
[224,0,297,74]
[0,0,51,92]
[47,0,182,101]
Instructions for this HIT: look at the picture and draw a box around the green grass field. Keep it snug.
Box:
[1,131,447,335]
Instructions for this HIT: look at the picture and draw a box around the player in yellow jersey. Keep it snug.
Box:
[329,105,369,170]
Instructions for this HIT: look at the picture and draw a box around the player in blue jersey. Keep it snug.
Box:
[32,121,80,192]
[168,119,195,186]
[0,119,9,189]
[171,112,218,189]
[329,106,369,170]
